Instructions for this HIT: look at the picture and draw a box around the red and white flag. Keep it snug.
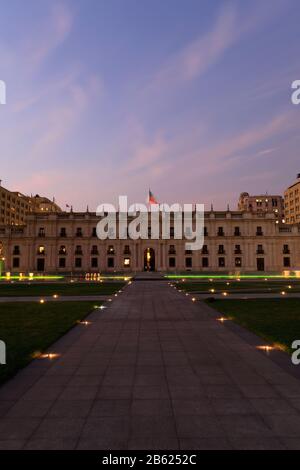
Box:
[148,189,158,205]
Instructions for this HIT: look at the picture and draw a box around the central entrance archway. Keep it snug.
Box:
[144,248,155,271]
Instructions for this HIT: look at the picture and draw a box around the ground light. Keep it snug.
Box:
[39,299,45,304]
[78,320,91,326]
[217,317,229,323]
[40,353,60,360]
[257,345,275,353]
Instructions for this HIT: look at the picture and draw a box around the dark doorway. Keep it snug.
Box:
[37,258,45,272]
[257,258,265,271]
[144,248,155,271]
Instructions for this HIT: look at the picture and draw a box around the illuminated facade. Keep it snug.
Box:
[0,210,299,273]
[0,183,61,226]
[284,174,300,224]
[238,192,284,222]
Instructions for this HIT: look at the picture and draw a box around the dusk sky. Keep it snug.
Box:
[0,0,299,211]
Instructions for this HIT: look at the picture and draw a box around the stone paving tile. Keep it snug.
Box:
[179,438,232,450]
[229,437,286,450]
[90,400,131,417]
[127,437,179,450]
[1,280,300,450]
[0,440,25,450]
[6,400,53,418]
[24,438,77,450]
[0,417,40,440]
[31,418,85,440]
[47,400,93,418]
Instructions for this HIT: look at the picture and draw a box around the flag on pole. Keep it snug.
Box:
[148,189,158,205]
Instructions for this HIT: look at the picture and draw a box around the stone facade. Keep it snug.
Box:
[284,174,300,224]
[0,210,299,274]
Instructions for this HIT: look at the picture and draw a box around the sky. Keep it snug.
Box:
[0,0,299,211]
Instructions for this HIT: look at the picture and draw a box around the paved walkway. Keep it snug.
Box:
[1,281,300,450]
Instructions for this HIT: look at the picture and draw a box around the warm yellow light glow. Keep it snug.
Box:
[210,289,215,293]
[5,272,11,279]
[40,299,45,304]
[78,320,91,326]
[40,353,60,360]
[288,285,292,289]
[281,291,286,296]
[53,294,58,299]
[217,317,228,323]
[192,297,196,302]
[257,345,274,353]
[222,292,228,296]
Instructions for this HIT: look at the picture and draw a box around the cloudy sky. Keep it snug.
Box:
[0,0,299,210]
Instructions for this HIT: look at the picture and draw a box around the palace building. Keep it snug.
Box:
[0,209,299,274]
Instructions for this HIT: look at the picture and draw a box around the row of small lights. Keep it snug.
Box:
[37,278,132,360]
[169,280,282,355]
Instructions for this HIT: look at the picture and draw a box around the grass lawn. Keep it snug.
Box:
[209,299,300,354]
[0,282,125,297]
[0,301,97,385]
[177,280,300,293]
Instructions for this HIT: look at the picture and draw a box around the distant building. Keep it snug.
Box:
[238,192,284,221]
[0,210,299,274]
[284,174,300,224]
[0,181,61,226]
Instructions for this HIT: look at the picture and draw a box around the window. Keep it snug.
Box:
[75,257,82,268]
[234,245,242,254]
[13,245,20,255]
[256,226,263,236]
[257,245,264,254]
[38,245,45,255]
[59,245,67,255]
[218,227,224,236]
[168,245,176,254]
[75,245,83,255]
[235,257,242,267]
[124,245,131,255]
[283,244,290,254]
[91,245,98,255]
[91,257,98,268]
[12,257,20,268]
[124,258,130,267]
[108,245,115,255]
[283,257,291,267]
[202,257,209,268]
[202,245,209,254]
[218,245,225,254]
[76,227,83,237]
[204,227,208,236]
[38,227,45,237]
[59,257,66,268]
[234,227,241,236]
[257,258,265,271]
[185,257,192,268]
[60,228,67,237]
[107,257,114,268]
[170,227,174,238]
[92,227,97,237]
[169,257,176,268]
[218,257,225,268]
